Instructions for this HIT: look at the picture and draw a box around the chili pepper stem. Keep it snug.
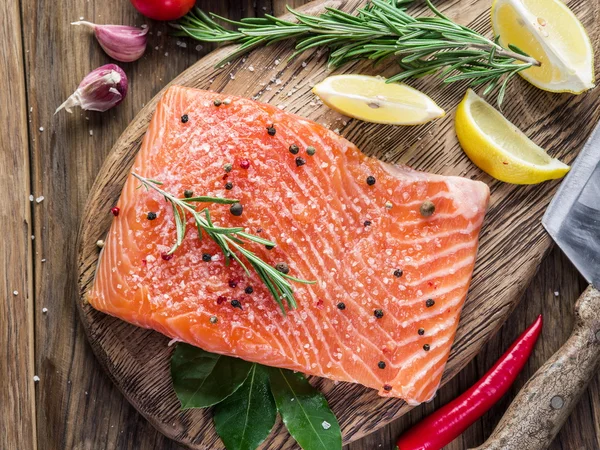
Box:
[396,315,543,450]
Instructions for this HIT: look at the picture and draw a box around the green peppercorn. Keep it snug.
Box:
[275,262,290,274]
[306,146,316,156]
[224,163,233,173]
[420,200,435,217]
[214,99,222,107]
[209,316,218,324]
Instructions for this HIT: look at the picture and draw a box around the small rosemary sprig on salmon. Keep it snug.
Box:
[132,172,315,313]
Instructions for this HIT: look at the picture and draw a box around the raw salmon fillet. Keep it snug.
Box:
[88,86,489,404]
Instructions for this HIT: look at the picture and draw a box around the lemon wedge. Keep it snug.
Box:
[312,74,445,125]
[455,89,569,184]
[491,0,594,93]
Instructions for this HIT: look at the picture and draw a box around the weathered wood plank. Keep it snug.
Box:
[0,0,36,448]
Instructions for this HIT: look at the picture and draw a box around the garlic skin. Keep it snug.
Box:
[72,21,148,62]
[55,64,128,114]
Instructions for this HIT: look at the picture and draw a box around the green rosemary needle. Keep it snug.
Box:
[132,172,315,313]
[173,0,540,105]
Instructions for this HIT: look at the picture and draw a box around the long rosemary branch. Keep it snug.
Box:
[132,172,315,313]
[173,0,540,105]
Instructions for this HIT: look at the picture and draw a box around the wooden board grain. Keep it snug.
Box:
[76,0,600,448]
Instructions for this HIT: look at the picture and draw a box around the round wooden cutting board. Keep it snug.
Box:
[77,0,600,448]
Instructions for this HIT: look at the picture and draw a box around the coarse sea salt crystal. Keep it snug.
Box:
[33,375,40,382]
[29,195,34,201]
[42,307,48,313]
[321,421,331,430]
[36,196,44,203]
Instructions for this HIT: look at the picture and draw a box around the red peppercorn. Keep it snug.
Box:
[111,207,120,216]
[228,278,238,288]
[239,159,250,170]
[316,299,324,309]
[161,253,173,261]
[217,295,227,305]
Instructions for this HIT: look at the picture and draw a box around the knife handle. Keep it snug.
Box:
[470,285,600,450]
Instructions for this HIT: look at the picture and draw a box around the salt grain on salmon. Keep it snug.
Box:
[88,86,489,403]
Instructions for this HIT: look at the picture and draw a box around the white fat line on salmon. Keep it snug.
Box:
[401,255,476,288]
[402,345,451,396]
[383,220,483,247]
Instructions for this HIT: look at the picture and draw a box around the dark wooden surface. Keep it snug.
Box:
[3,0,600,449]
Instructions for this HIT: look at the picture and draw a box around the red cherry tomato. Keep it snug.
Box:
[130,0,195,21]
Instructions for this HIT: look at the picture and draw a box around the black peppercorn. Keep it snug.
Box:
[275,262,290,274]
[393,269,403,278]
[363,220,372,227]
[366,175,376,186]
[230,203,243,216]
[225,182,233,190]
[423,344,430,351]
[267,125,276,136]
[378,361,386,369]
[295,157,306,167]
[245,286,254,294]
[202,253,212,262]
[289,144,299,155]
[214,99,222,107]
[383,384,392,391]
[184,190,193,198]
[418,328,425,336]
[374,309,384,319]
[425,299,435,308]
[231,299,242,309]
[337,302,346,310]
[181,114,189,123]
[265,244,275,250]
[147,212,157,220]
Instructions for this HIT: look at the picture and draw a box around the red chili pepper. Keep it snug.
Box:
[396,315,542,450]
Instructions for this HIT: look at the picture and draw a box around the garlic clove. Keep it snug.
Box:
[72,21,148,63]
[55,64,128,114]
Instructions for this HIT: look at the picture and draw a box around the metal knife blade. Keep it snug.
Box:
[543,124,600,288]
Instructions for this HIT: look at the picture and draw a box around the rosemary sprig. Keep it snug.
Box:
[132,172,315,313]
[173,0,540,105]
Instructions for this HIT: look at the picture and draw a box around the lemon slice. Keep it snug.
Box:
[312,74,445,125]
[491,0,594,93]
[455,89,569,184]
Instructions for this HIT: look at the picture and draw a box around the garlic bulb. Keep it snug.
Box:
[72,21,148,62]
[55,64,128,114]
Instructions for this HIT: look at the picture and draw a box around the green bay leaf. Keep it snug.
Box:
[214,364,276,450]
[171,343,252,409]
[269,368,341,450]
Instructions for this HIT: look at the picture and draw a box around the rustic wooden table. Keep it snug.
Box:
[2,0,600,449]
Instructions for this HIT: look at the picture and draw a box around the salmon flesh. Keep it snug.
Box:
[88,86,489,404]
